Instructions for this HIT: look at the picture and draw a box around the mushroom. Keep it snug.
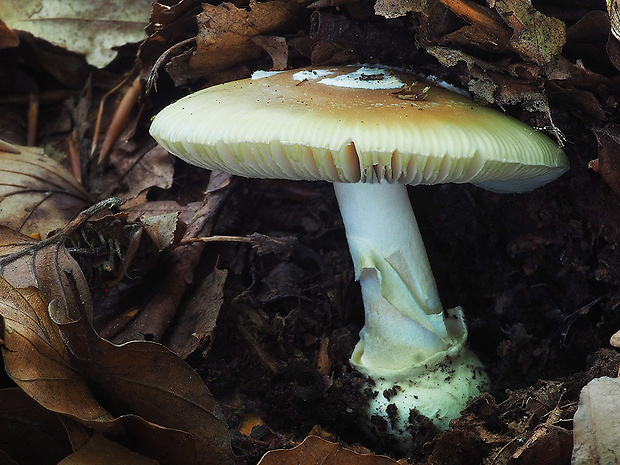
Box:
[149,65,569,444]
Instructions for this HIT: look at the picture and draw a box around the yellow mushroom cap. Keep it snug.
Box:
[150,65,569,192]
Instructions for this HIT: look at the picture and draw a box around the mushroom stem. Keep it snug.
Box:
[334,180,455,370]
[334,181,488,437]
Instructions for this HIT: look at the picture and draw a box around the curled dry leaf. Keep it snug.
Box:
[0,146,92,238]
[0,276,235,465]
[50,299,236,465]
[257,435,399,465]
[0,277,114,423]
[0,226,93,318]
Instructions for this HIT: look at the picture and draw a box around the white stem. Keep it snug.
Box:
[333,181,460,373]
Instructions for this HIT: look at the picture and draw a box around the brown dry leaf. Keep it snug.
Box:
[492,0,566,65]
[50,293,236,465]
[0,277,114,423]
[592,125,620,196]
[0,146,92,237]
[167,267,228,359]
[93,141,174,200]
[58,433,159,465]
[251,35,289,71]
[0,18,18,49]
[0,387,72,464]
[507,424,572,465]
[257,435,399,464]
[187,0,304,79]
[0,226,93,317]
[140,212,181,251]
[0,276,235,464]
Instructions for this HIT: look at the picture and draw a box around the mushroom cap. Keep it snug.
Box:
[150,65,569,192]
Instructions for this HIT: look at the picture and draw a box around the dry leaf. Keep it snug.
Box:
[58,433,159,465]
[257,435,399,464]
[187,0,303,78]
[0,146,92,237]
[492,0,566,65]
[92,143,174,199]
[374,0,426,19]
[167,267,228,359]
[572,377,620,465]
[0,387,72,464]
[0,18,18,49]
[0,226,93,318]
[50,292,235,465]
[140,212,181,251]
[0,277,235,464]
[0,0,153,68]
[592,124,620,196]
[0,277,114,423]
[250,35,289,70]
[507,424,572,465]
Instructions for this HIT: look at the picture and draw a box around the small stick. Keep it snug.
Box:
[68,129,83,183]
[437,0,513,46]
[0,197,124,268]
[27,92,39,146]
[97,75,142,164]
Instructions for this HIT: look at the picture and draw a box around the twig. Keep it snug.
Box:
[145,37,196,95]
[437,0,513,46]
[27,92,39,146]
[0,197,124,268]
[91,76,132,158]
[97,76,143,164]
[68,129,83,183]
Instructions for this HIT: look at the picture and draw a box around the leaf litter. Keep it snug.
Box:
[1,0,620,464]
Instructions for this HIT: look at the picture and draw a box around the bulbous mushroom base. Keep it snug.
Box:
[358,337,489,450]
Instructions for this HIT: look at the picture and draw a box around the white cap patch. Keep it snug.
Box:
[292,69,334,81]
[318,66,405,89]
[251,70,285,80]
